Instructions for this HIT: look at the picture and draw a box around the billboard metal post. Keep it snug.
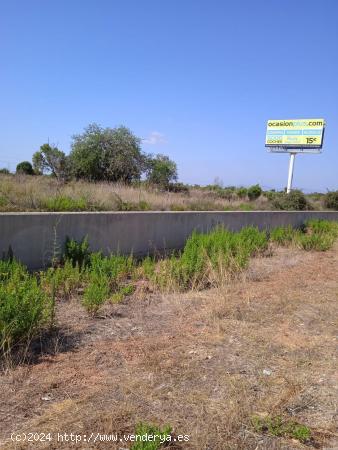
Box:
[286,152,296,194]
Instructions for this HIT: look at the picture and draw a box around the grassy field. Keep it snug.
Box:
[0,173,328,212]
[1,221,338,449]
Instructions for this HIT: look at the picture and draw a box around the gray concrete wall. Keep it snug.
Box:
[1,211,338,269]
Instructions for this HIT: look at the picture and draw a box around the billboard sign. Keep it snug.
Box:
[265,118,325,152]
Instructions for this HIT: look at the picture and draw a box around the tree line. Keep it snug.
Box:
[14,123,178,189]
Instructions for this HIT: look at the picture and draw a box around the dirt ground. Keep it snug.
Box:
[0,245,337,449]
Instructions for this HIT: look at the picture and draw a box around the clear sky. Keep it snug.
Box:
[1,0,337,191]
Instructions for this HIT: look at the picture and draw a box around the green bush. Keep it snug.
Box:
[83,275,110,314]
[236,187,248,199]
[247,184,262,201]
[297,233,334,251]
[324,191,338,210]
[64,236,90,268]
[16,161,34,175]
[131,423,172,450]
[170,204,186,211]
[0,260,51,352]
[251,415,311,443]
[270,225,297,245]
[272,190,310,211]
[269,220,338,251]
[168,182,189,194]
[0,168,10,174]
[264,190,277,201]
[138,200,151,211]
[40,260,82,298]
[306,219,338,236]
[239,203,254,211]
[88,252,134,281]
[82,252,135,313]
[42,195,89,212]
[155,226,268,290]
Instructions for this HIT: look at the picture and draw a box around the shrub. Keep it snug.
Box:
[88,252,134,281]
[111,284,135,303]
[170,204,186,211]
[324,191,338,210]
[0,260,51,352]
[297,233,334,251]
[269,220,338,251]
[40,260,82,298]
[251,415,311,443]
[236,187,248,199]
[138,256,156,279]
[131,423,172,450]
[83,275,109,314]
[270,225,297,245]
[219,188,234,201]
[239,203,254,211]
[0,196,8,209]
[264,190,277,201]
[42,195,89,212]
[16,161,34,175]
[82,252,135,313]
[306,219,338,237]
[272,190,310,211]
[156,226,268,290]
[168,182,189,194]
[138,200,151,211]
[247,184,262,201]
[64,236,90,268]
[0,168,10,174]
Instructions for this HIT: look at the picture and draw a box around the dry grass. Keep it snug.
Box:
[0,244,337,449]
[0,174,278,212]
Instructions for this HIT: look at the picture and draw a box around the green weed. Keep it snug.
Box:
[64,236,90,269]
[0,260,52,353]
[82,275,110,315]
[154,226,268,290]
[239,203,254,211]
[131,422,172,450]
[42,195,89,212]
[297,233,334,251]
[40,260,82,298]
[251,415,311,443]
[111,284,135,303]
[269,225,297,246]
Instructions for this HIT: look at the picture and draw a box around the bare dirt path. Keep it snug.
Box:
[1,245,337,449]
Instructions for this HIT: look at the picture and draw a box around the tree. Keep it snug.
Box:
[272,190,310,211]
[69,123,146,183]
[0,168,10,174]
[247,184,262,201]
[324,191,338,210]
[146,154,178,188]
[32,144,68,180]
[16,161,34,175]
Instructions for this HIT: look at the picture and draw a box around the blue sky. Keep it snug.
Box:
[1,0,337,191]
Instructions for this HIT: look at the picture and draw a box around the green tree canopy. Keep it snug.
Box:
[69,123,146,183]
[32,144,68,180]
[16,161,34,175]
[146,154,178,188]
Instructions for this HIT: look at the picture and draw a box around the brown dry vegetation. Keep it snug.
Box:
[0,244,337,449]
[0,174,325,212]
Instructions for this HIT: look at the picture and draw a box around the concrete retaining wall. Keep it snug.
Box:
[1,211,338,269]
